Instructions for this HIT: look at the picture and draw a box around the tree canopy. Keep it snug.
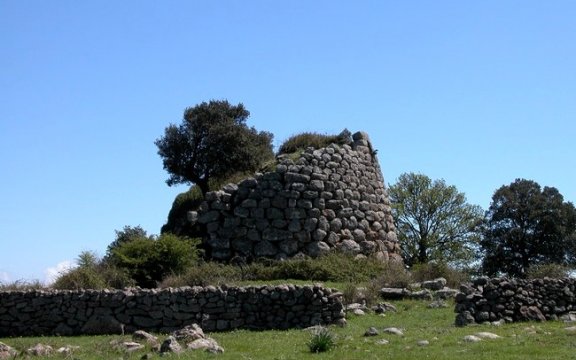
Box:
[388,172,484,267]
[481,178,576,277]
[155,100,274,195]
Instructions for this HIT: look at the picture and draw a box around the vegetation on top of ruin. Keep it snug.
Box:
[276,129,352,156]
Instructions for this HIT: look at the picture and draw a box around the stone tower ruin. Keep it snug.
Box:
[189,131,400,262]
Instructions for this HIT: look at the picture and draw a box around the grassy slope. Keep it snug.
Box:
[3,299,576,359]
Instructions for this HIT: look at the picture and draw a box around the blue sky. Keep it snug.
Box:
[1,1,574,283]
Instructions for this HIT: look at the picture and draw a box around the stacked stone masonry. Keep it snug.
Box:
[0,285,344,337]
[455,277,576,326]
[192,131,400,261]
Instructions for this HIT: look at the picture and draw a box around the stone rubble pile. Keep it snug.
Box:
[0,324,223,358]
[192,131,400,262]
[0,285,344,337]
[455,277,576,326]
[379,278,460,301]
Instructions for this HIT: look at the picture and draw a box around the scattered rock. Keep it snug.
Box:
[346,303,367,311]
[364,327,379,337]
[26,343,53,356]
[172,323,206,341]
[421,278,447,291]
[519,306,546,322]
[463,335,482,343]
[380,288,411,300]
[564,326,576,332]
[561,312,576,322]
[410,289,433,301]
[160,336,183,354]
[56,346,79,356]
[435,288,459,299]
[383,327,404,336]
[352,308,365,316]
[491,319,506,327]
[133,330,159,347]
[475,332,501,339]
[120,342,145,352]
[373,302,398,314]
[0,342,17,359]
[375,339,390,345]
[187,338,224,353]
[417,340,429,346]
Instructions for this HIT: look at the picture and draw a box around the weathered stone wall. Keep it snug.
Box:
[192,131,400,262]
[455,277,576,326]
[0,285,344,337]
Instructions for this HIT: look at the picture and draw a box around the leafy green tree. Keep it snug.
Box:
[481,179,576,277]
[155,100,274,196]
[104,225,148,261]
[388,172,484,267]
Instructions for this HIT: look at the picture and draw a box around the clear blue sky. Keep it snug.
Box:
[1,1,574,283]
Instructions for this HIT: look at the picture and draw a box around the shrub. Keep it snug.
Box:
[162,252,392,287]
[0,280,45,291]
[52,251,135,290]
[110,234,199,288]
[526,263,573,279]
[308,327,336,353]
[371,260,412,288]
[411,262,471,288]
[160,261,242,287]
[277,129,352,155]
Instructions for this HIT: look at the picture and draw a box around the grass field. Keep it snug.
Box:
[3,297,576,359]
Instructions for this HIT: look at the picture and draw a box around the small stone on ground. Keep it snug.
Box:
[383,327,404,336]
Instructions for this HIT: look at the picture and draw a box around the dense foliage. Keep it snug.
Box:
[388,173,484,267]
[481,178,576,277]
[155,100,274,195]
[107,233,199,288]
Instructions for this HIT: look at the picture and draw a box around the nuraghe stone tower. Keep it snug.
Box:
[189,131,400,262]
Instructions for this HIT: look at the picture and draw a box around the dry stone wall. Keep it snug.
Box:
[0,285,344,337]
[455,277,576,326]
[192,131,400,262]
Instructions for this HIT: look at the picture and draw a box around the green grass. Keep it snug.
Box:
[4,299,576,359]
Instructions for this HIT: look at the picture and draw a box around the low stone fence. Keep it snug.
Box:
[0,285,344,337]
[455,277,576,326]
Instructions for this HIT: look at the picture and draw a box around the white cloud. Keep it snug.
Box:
[0,271,10,284]
[44,260,77,285]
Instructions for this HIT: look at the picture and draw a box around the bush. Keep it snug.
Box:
[411,262,471,288]
[110,234,199,288]
[0,280,45,291]
[308,327,336,353]
[161,253,391,287]
[277,129,352,155]
[161,261,242,287]
[371,260,412,288]
[526,263,573,279]
[52,251,135,290]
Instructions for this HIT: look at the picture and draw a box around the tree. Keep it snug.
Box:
[388,172,484,267]
[155,100,274,196]
[105,225,148,261]
[481,179,576,277]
